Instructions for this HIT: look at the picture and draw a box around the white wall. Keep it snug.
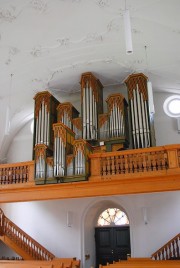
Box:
[7,119,33,163]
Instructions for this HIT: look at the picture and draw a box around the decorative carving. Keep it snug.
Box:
[0,6,19,23]
[96,0,109,8]
[30,0,47,12]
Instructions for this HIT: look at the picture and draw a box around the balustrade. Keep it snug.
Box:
[151,233,180,260]
[0,209,55,261]
[90,144,180,180]
[0,161,34,185]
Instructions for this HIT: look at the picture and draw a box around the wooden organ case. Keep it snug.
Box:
[33,72,156,184]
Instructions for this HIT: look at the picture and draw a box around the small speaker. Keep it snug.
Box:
[67,211,73,227]
[142,207,148,225]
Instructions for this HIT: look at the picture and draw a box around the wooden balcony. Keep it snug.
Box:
[0,144,180,203]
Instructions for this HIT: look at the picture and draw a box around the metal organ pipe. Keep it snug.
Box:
[35,99,50,146]
[140,93,148,147]
[131,98,136,148]
[133,89,140,148]
[136,85,144,148]
[41,100,45,143]
[89,87,93,139]
[83,87,86,139]
[44,104,47,145]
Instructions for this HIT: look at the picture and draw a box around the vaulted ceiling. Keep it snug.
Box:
[0,0,180,161]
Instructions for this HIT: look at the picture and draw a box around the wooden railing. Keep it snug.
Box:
[0,161,34,185]
[0,209,55,260]
[151,233,180,260]
[90,144,180,181]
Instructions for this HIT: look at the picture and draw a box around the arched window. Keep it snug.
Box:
[97,208,129,226]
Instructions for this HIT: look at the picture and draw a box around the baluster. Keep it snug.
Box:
[124,155,128,174]
[101,158,107,176]
[172,239,176,258]
[0,169,2,184]
[22,166,26,182]
[114,156,118,174]
[111,156,115,175]
[128,154,133,173]
[132,155,137,173]
[106,156,111,175]
[119,155,123,174]
[115,156,120,174]
[137,154,143,172]
[176,237,180,257]
[19,166,23,182]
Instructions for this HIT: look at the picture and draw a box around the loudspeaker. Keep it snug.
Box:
[67,211,73,227]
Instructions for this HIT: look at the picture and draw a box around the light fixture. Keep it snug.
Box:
[123,4,133,54]
[145,46,155,114]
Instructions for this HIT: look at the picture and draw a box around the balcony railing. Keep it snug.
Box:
[0,144,180,190]
[89,144,180,181]
[0,161,34,186]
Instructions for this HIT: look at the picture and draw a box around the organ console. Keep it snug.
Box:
[33,72,155,184]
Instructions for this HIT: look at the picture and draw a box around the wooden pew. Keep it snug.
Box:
[100,260,180,268]
[0,262,54,268]
[0,258,80,268]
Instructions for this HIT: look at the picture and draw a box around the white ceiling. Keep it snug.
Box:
[0,0,180,161]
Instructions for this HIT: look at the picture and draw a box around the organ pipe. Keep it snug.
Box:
[81,72,103,142]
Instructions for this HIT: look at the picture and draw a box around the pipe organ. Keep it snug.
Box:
[125,73,155,149]
[34,144,51,181]
[106,94,129,139]
[72,118,82,140]
[81,72,103,142]
[53,123,74,180]
[33,91,60,151]
[73,140,92,177]
[99,114,109,140]
[33,72,155,184]
[57,102,79,130]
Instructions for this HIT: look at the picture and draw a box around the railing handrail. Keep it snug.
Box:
[0,209,55,260]
[0,161,34,169]
[151,233,180,259]
[90,144,180,158]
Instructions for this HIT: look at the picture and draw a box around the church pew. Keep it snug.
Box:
[100,260,180,268]
[0,258,80,268]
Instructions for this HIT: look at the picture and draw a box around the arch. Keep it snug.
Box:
[81,197,134,268]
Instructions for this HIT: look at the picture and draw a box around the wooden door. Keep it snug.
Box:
[95,226,131,267]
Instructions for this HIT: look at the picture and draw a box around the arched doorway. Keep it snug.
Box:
[95,208,131,267]
[82,198,132,268]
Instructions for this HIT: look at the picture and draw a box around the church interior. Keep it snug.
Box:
[0,0,180,268]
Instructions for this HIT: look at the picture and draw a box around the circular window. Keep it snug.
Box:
[163,95,180,118]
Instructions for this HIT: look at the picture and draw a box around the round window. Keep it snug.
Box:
[163,95,180,118]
